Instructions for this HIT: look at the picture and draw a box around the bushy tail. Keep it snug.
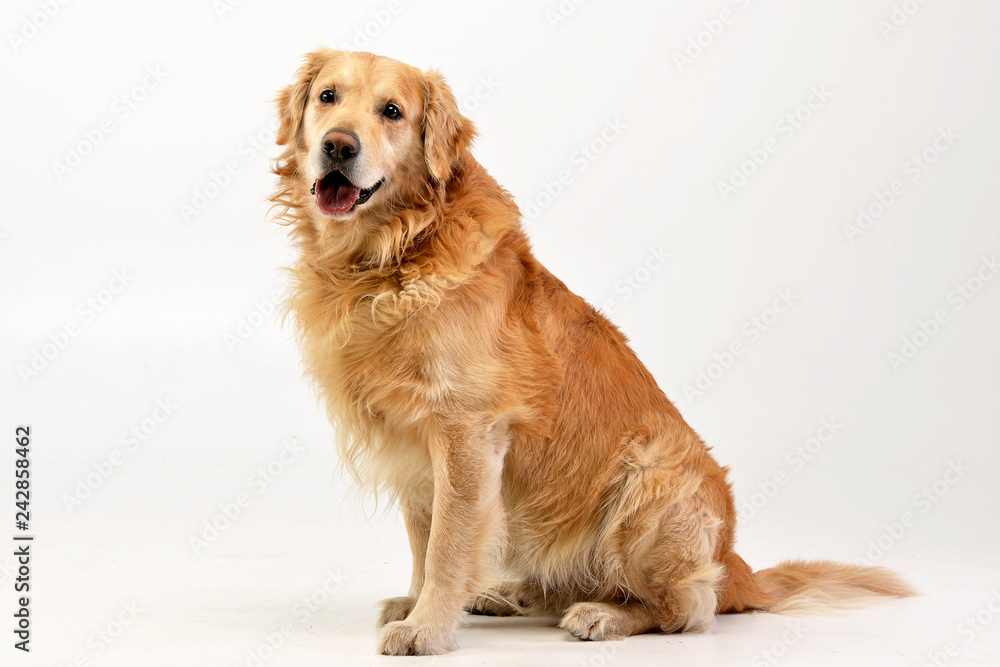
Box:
[718,553,916,615]
[753,559,916,613]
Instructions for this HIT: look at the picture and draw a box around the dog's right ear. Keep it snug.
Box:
[276,52,325,146]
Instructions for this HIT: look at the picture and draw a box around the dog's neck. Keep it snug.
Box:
[307,154,516,277]
[286,153,526,336]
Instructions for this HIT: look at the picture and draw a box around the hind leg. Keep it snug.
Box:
[648,560,725,633]
[560,601,660,640]
[598,435,729,634]
[629,501,727,634]
[559,557,723,641]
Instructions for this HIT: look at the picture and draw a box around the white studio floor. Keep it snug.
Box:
[29,514,1000,667]
[16,346,1000,667]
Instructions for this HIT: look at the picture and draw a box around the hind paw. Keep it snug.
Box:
[560,602,622,641]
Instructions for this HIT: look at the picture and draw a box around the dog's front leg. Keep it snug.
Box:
[378,421,506,655]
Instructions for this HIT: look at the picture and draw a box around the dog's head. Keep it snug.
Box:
[275,49,475,224]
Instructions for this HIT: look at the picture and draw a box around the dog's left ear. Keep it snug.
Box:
[422,70,476,182]
[276,52,325,147]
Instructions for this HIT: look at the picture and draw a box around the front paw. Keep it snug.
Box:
[378,620,456,656]
[377,596,416,627]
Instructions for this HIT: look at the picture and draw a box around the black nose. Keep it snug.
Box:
[322,129,360,160]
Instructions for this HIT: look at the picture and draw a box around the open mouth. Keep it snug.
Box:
[312,170,384,215]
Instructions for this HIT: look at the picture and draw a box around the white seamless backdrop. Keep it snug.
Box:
[2,1,999,666]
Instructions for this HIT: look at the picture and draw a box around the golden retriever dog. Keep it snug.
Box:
[271,49,914,655]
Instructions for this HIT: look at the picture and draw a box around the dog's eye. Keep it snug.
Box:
[319,89,336,104]
[382,103,402,120]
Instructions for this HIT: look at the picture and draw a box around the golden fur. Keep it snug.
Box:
[271,49,915,656]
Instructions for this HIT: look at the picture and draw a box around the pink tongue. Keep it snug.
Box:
[317,182,361,214]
